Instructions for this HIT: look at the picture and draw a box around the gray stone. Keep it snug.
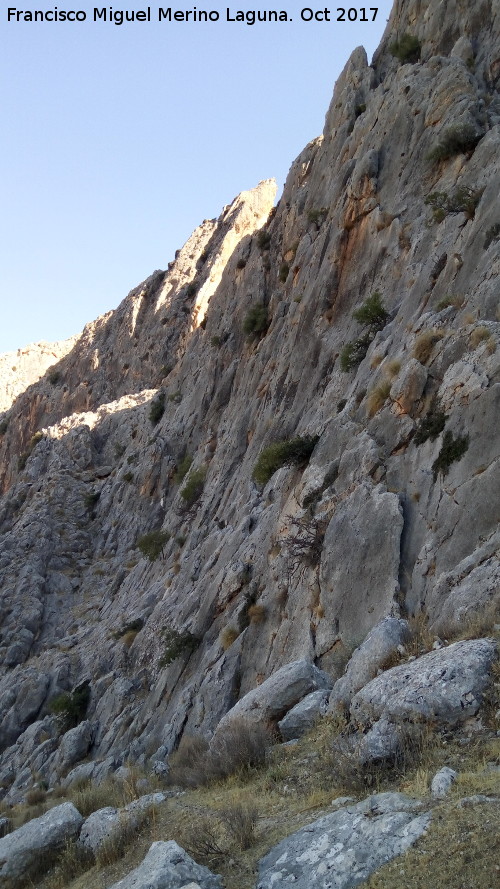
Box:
[257,793,430,889]
[350,639,497,729]
[278,689,330,740]
[57,720,94,769]
[213,660,332,736]
[329,618,410,711]
[0,802,83,887]
[105,840,223,888]
[80,793,166,853]
[431,767,457,799]
[390,359,427,413]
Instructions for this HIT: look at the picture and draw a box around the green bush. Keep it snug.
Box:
[174,454,193,484]
[425,187,482,223]
[352,292,388,332]
[414,403,448,445]
[49,683,90,730]
[279,262,289,283]
[340,333,372,372]
[256,230,271,251]
[123,471,134,483]
[84,491,100,510]
[236,258,247,270]
[307,208,328,226]
[180,467,206,507]
[389,33,421,63]
[427,123,481,164]
[47,369,61,385]
[243,303,269,339]
[484,223,500,250]
[137,529,170,561]
[432,430,469,479]
[149,392,165,425]
[186,282,198,298]
[160,626,199,667]
[252,435,319,485]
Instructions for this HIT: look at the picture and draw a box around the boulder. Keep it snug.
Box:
[431,767,457,799]
[105,840,223,888]
[278,689,330,740]
[80,793,166,854]
[0,802,83,887]
[350,639,497,728]
[328,618,410,711]
[257,793,430,889]
[57,720,94,770]
[213,660,332,736]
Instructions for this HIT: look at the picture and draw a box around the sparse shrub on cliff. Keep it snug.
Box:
[432,430,469,479]
[112,618,144,644]
[307,207,328,226]
[243,302,269,338]
[352,292,388,332]
[149,391,165,425]
[173,454,192,484]
[425,187,482,223]
[412,329,444,364]
[340,333,372,372]
[427,122,481,164]
[469,326,492,349]
[236,258,247,269]
[49,682,90,730]
[484,222,500,250]
[0,417,8,435]
[186,281,198,298]
[252,435,319,485]
[137,529,170,561]
[247,603,267,624]
[389,33,421,63]
[83,490,100,511]
[279,261,289,282]
[160,626,200,667]
[283,514,327,576]
[340,294,388,373]
[180,467,206,508]
[414,401,448,445]
[256,230,271,251]
[47,369,61,385]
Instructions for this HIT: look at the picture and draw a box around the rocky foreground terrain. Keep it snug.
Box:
[0,0,499,885]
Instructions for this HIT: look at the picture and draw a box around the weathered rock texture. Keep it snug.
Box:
[0,0,499,798]
[256,792,431,889]
[105,841,223,889]
[0,802,83,887]
[0,338,77,413]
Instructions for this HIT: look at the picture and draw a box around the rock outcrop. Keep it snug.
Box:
[0,802,83,888]
[0,0,499,803]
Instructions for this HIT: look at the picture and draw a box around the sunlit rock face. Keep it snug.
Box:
[0,0,499,799]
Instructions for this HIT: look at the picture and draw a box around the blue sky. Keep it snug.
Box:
[1,1,393,353]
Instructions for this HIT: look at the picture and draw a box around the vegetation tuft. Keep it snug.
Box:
[180,467,206,508]
[149,392,165,425]
[340,294,388,373]
[432,430,469,479]
[389,33,421,63]
[49,682,90,730]
[414,402,448,445]
[425,187,482,223]
[252,435,319,485]
[160,626,200,667]
[136,529,170,561]
[243,303,269,339]
[427,123,482,164]
[173,454,192,485]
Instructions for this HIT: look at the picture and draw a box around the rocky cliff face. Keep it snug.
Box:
[0,0,499,801]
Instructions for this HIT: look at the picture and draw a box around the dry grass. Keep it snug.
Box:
[220,625,240,650]
[469,325,490,348]
[366,380,392,417]
[247,603,267,624]
[385,358,401,378]
[168,720,273,789]
[67,777,136,818]
[412,329,444,364]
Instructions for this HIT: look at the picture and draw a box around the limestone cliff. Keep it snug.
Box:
[0,0,499,801]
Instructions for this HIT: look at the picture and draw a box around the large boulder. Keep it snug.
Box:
[0,802,83,887]
[328,617,410,711]
[105,840,223,888]
[213,660,332,736]
[257,793,430,889]
[278,690,330,740]
[80,793,166,854]
[350,638,497,728]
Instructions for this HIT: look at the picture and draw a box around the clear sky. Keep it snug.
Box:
[1,1,393,353]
